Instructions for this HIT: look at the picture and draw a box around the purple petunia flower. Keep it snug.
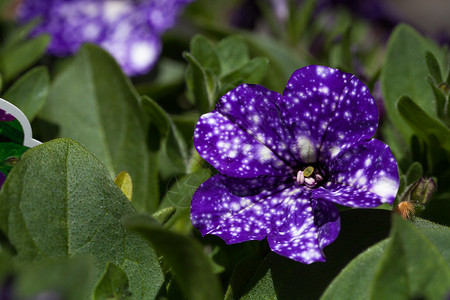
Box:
[18,0,193,75]
[190,65,399,264]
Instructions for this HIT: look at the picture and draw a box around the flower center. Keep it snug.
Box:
[295,166,324,188]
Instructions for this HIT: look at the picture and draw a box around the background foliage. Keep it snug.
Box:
[0,0,449,299]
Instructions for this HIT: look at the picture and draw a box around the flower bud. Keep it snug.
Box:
[395,177,437,219]
[410,177,436,205]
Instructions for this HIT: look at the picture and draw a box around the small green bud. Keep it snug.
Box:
[410,177,436,205]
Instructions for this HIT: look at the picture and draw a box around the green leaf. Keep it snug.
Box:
[141,95,189,205]
[93,262,132,300]
[370,216,450,300]
[158,170,211,229]
[0,34,50,82]
[425,51,443,84]
[287,0,316,44]
[397,96,450,151]
[0,245,14,283]
[2,19,40,50]
[123,214,223,300]
[427,76,447,120]
[134,58,185,99]
[141,97,189,175]
[240,209,392,300]
[405,161,423,186]
[184,52,216,113]
[152,206,176,225]
[158,116,189,179]
[139,96,171,211]
[190,35,221,75]
[0,139,164,299]
[446,67,450,85]
[171,112,200,150]
[140,96,170,140]
[379,119,409,161]
[336,24,353,72]
[3,66,49,121]
[216,35,250,75]
[320,240,389,300]
[220,57,269,95]
[321,217,450,300]
[15,256,95,300]
[0,142,28,178]
[381,24,444,143]
[245,33,308,92]
[397,175,407,197]
[39,44,153,212]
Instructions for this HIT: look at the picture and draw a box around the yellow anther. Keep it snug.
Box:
[303,166,314,177]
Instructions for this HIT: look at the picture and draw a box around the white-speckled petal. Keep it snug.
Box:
[267,187,328,264]
[314,139,399,207]
[312,199,340,248]
[215,84,298,167]
[190,175,293,244]
[194,111,291,178]
[279,65,378,164]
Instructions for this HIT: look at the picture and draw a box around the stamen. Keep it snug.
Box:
[304,177,316,187]
[295,166,324,188]
[303,166,314,177]
[296,170,305,184]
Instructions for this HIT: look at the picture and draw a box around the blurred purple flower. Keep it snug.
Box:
[191,65,399,263]
[18,0,193,75]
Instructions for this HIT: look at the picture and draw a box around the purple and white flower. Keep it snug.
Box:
[191,65,399,264]
[18,0,193,75]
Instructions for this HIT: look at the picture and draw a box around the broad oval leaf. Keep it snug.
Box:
[321,217,450,300]
[220,57,269,95]
[39,44,152,212]
[320,240,389,300]
[0,139,164,299]
[190,35,221,75]
[216,35,250,75]
[370,216,450,300]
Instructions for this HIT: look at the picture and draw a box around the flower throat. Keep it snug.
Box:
[295,166,325,188]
